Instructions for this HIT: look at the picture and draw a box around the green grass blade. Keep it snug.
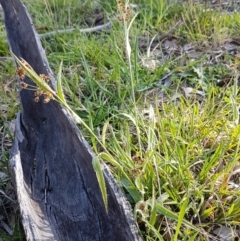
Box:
[92,156,108,212]
[147,199,202,233]
[99,152,141,202]
[188,232,199,241]
[120,177,141,203]
[173,197,189,241]
[149,187,157,226]
[144,221,164,241]
[56,60,67,105]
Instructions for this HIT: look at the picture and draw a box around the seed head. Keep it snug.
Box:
[34,96,40,102]
[43,92,53,99]
[35,89,43,97]
[116,0,131,22]
[13,53,57,105]
[20,81,28,88]
[42,91,53,103]
[40,74,50,83]
[17,67,25,79]
[43,98,50,103]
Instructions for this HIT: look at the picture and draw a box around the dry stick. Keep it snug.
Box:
[0,219,13,236]
[40,20,182,40]
[39,21,113,38]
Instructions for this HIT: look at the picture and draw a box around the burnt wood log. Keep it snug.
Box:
[0,1,143,240]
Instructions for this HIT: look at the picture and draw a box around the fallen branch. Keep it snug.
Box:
[39,21,112,38]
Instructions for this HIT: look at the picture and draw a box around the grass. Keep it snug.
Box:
[1,0,240,240]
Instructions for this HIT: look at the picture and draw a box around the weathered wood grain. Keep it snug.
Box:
[0,1,143,240]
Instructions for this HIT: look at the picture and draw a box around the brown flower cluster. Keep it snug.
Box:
[39,74,50,83]
[17,66,28,89]
[116,0,131,22]
[34,88,53,103]
[16,66,53,104]
[16,66,25,79]
[19,80,28,88]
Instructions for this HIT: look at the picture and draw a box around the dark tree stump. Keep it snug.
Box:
[0,1,143,240]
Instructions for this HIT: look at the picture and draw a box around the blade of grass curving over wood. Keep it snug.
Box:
[92,156,108,212]
[56,60,67,105]
[99,152,141,203]
[55,61,83,124]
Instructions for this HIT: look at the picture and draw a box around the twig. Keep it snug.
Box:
[39,21,112,39]
[0,219,13,236]
[0,190,16,203]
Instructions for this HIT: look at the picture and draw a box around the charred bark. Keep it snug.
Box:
[0,1,143,240]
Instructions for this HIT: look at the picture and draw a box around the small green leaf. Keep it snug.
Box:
[226,203,235,216]
[101,122,109,146]
[120,177,141,203]
[92,156,108,212]
[149,188,157,226]
[174,197,189,241]
[201,206,215,219]
[99,152,141,202]
[56,60,67,105]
